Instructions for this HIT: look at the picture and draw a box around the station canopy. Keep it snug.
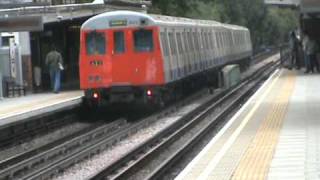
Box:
[301,0,320,17]
[264,0,300,6]
[0,16,43,32]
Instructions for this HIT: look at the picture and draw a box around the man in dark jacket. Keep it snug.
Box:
[289,31,300,69]
[45,45,63,93]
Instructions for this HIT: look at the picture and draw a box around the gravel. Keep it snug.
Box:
[0,122,91,161]
[52,98,212,180]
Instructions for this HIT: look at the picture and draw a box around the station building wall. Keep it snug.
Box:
[30,18,85,91]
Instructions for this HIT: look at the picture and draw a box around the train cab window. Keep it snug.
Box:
[114,31,125,54]
[86,31,106,55]
[133,29,154,52]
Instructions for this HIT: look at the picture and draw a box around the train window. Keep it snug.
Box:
[114,31,125,54]
[200,32,203,49]
[133,29,154,52]
[219,32,222,48]
[228,33,231,47]
[86,31,106,55]
[188,32,194,51]
[160,32,169,56]
[168,32,177,55]
[207,32,210,48]
[201,32,206,49]
[205,32,208,48]
[184,32,189,51]
[176,32,183,54]
[208,32,213,49]
[206,32,211,49]
[235,32,237,45]
[212,32,215,48]
[215,32,219,48]
[220,32,223,48]
[224,33,226,47]
[193,32,199,51]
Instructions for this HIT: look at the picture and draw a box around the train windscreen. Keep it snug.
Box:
[133,29,154,52]
[114,31,125,54]
[86,31,106,55]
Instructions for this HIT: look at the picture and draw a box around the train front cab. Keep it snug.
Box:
[79,26,165,106]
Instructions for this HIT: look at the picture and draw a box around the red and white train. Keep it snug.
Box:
[79,11,252,106]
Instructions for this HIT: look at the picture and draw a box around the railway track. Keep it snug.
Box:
[0,106,80,150]
[0,85,214,180]
[0,54,280,180]
[89,60,279,180]
[0,119,128,180]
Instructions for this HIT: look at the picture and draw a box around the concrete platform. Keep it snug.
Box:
[0,91,83,127]
[176,68,320,180]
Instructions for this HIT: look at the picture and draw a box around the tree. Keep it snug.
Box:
[150,0,298,51]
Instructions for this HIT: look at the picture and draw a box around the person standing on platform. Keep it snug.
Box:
[303,33,311,73]
[45,45,64,93]
[308,38,320,73]
[289,31,300,70]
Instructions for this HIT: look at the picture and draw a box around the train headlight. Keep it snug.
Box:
[93,92,99,99]
[147,89,152,97]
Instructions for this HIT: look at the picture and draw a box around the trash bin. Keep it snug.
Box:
[2,76,8,98]
[33,66,41,92]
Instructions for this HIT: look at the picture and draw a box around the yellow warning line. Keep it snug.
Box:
[231,71,296,180]
[196,70,282,180]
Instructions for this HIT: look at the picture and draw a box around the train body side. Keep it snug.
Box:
[79,11,253,105]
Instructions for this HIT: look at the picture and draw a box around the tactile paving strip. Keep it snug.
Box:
[231,71,296,180]
[175,69,295,180]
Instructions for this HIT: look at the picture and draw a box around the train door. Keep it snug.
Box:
[110,30,131,84]
[131,27,160,85]
[160,31,170,82]
[168,31,178,81]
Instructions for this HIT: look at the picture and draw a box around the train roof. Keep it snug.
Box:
[81,10,249,32]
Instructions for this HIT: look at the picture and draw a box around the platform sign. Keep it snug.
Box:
[301,0,320,14]
[109,19,127,27]
[0,16,43,32]
[9,38,16,79]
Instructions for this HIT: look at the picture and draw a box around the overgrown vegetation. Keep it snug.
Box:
[150,0,298,52]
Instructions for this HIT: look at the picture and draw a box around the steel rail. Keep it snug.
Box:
[0,106,80,150]
[1,54,278,180]
[0,118,127,180]
[90,60,278,180]
[145,63,279,180]
[14,85,215,180]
